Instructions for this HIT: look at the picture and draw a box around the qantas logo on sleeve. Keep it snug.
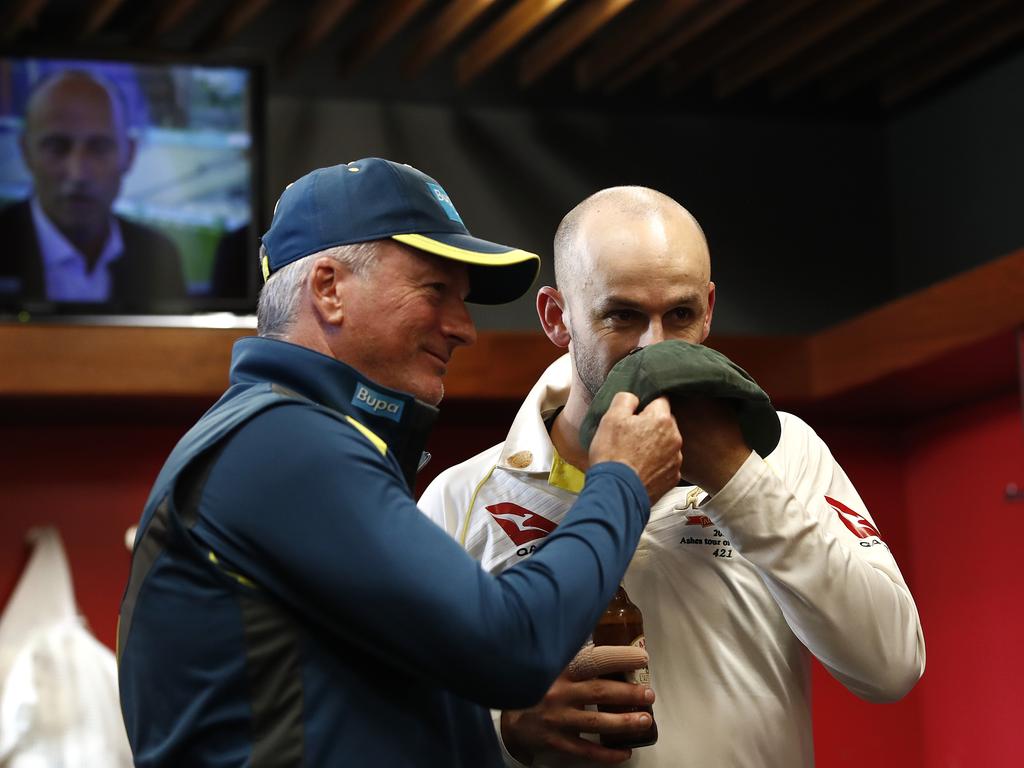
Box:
[825,496,881,539]
[485,503,558,545]
[685,515,714,528]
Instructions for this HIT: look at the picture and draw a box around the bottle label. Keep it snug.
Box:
[627,635,650,686]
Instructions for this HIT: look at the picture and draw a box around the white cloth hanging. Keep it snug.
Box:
[0,527,132,767]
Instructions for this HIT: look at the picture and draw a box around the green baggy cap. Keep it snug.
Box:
[580,340,782,458]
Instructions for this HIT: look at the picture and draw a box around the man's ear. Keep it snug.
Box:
[700,281,716,343]
[537,286,571,348]
[308,257,348,327]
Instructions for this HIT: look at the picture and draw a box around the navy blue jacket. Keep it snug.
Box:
[118,336,649,767]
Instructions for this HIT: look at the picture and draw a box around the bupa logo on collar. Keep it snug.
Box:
[352,384,405,422]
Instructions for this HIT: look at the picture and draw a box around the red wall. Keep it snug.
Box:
[902,393,1024,768]
[0,414,192,650]
[2,393,1022,766]
[811,422,922,768]
[809,392,1024,768]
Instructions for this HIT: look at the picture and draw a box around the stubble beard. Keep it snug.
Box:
[569,329,606,403]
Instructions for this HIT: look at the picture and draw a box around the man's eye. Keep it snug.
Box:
[39,136,71,157]
[606,310,636,324]
[671,307,693,321]
[86,137,118,157]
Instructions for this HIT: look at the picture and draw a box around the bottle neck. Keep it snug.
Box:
[611,584,636,610]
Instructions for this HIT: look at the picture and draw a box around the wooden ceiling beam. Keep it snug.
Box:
[607,0,750,94]
[79,0,128,39]
[880,3,1024,106]
[575,0,701,92]
[770,0,946,100]
[404,0,499,78]
[196,0,274,51]
[340,0,429,76]
[457,0,571,86]
[519,0,636,87]
[279,0,360,73]
[2,0,49,41]
[147,0,203,42]
[660,0,812,97]
[715,0,886,100]
[824,0,1006,101]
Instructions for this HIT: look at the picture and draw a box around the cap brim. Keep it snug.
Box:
[392,232,540,305]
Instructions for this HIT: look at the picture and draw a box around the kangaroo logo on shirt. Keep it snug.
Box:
[825,495,881,540]
[673,487,707,512]
[485,503,557,545]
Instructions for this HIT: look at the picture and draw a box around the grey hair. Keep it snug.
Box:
[256,241,378,339]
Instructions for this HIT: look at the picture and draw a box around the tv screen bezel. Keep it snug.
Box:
[0,46,266,325]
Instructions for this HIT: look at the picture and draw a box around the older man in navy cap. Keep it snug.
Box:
[117,159,684,768]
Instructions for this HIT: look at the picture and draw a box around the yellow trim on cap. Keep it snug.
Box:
[345,415,388,456]
[261,253,271,282]
[392,233,539,267]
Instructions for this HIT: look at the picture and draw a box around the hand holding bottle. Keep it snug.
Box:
[500,640,655,765]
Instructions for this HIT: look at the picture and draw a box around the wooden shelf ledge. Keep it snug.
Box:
[1,248,1021,408]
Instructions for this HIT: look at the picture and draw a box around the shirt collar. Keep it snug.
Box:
[30,196,124,272]
[498,353,572,475]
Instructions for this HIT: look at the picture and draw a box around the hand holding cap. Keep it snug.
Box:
[580,340,781,458]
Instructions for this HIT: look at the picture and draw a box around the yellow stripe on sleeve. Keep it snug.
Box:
[345,415,388,456]
[208,550,257,589]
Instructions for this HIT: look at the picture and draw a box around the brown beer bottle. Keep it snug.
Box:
[591,585,658,749]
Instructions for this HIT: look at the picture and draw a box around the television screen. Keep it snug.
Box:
[0,54,261,319]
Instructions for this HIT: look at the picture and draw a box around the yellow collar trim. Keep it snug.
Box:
[548,446,585,494]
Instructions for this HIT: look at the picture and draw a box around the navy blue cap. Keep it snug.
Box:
[260,158,540,304]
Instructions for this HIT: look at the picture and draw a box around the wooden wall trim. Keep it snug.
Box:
[807,247,1024,398]
[0,325,242,397]
[442,331,565,399]
[1,248,1021,403]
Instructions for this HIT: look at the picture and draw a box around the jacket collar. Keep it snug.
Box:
[229,336,438,489]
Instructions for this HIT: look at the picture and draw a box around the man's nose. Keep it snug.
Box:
[639,318,665,347]
[444,299,477,348]
[64,144,89,183]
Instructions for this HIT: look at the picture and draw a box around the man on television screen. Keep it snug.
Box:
[0,69,185,305]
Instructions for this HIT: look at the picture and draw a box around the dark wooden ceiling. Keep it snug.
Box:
[4,0,1024,111]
